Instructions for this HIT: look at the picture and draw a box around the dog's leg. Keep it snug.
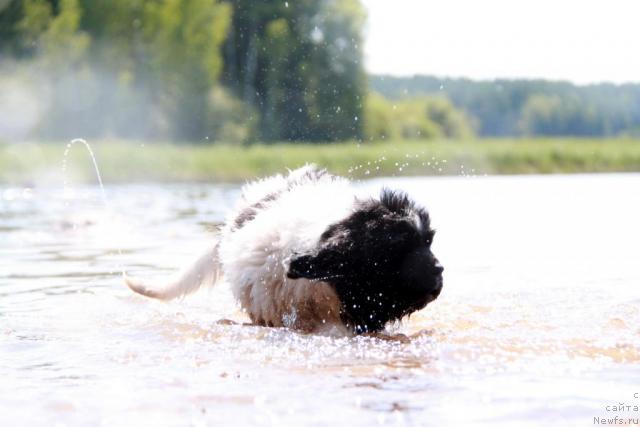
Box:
[125,244,221,300]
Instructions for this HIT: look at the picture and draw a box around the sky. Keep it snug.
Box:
[361,0,640,84]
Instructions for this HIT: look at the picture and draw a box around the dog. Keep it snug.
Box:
[125,165,443,335]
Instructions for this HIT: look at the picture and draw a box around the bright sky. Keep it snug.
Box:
[362,0,640,84]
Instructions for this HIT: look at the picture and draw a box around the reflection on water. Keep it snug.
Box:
[1,175,639,426]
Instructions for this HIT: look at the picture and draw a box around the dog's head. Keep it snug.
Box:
[287,188,443,333]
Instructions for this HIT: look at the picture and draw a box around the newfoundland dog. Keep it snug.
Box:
[125,165,443,335]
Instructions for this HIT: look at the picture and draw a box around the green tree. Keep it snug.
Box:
[12,0,92,139]
[18,0,89,65]
[424,96,474,139]
[519,94,602,136]
[0,0,22,55]
[1,0,367,142]
[394,98,441,140]
[142,0,231,140]
[222,0,366,142]
[363,94,474,141]
[363,92,395,141]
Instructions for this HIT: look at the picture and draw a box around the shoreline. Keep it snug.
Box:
[1,138,639,184]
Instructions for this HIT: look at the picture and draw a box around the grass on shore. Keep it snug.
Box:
[1,138,639,185]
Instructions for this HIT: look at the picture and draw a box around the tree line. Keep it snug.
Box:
[2,0,636,143]
[371,75,640,138]
[0,0,367,142]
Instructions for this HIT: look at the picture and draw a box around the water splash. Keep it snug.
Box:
[62,138,107,205]
[61,138,124,274]
[346,151,481,180]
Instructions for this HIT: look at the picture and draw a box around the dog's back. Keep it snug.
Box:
[229,165,335,229]
[126,165,355,334]
[219,165,354,333]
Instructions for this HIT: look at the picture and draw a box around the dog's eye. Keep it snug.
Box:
[426,229,436,245]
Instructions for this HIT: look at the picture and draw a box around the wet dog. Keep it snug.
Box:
[125,165,443,335]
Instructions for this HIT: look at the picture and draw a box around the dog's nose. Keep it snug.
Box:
[432,264,444,275]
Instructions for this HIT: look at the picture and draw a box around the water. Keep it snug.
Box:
[1,174,639,426]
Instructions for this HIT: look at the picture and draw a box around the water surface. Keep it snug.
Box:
[1,174,639,426]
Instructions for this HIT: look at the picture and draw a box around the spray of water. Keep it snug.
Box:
[346,151,482,180]
[62,138,124,275]
[62,138,107,204]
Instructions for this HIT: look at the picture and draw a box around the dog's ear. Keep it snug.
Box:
[287,245,345,280]
[288,220,353,280]
[287,254,317,279]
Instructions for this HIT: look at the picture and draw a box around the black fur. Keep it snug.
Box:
[288,188,443,333]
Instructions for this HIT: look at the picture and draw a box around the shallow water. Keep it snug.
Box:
[1,174,639,426]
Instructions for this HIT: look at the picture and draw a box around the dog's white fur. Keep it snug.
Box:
[125,165,362,334]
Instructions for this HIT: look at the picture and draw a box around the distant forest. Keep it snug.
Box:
[0,0,365,142]
[371,75,640,138]
[1,0,639,143]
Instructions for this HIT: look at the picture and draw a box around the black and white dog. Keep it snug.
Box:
[125,165,443,335]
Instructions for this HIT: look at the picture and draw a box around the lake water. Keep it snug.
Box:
[1,173,639,426]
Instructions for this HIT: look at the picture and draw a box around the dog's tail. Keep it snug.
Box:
[124,244,221,301]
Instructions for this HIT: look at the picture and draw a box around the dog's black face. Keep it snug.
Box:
[287,189,443,333]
